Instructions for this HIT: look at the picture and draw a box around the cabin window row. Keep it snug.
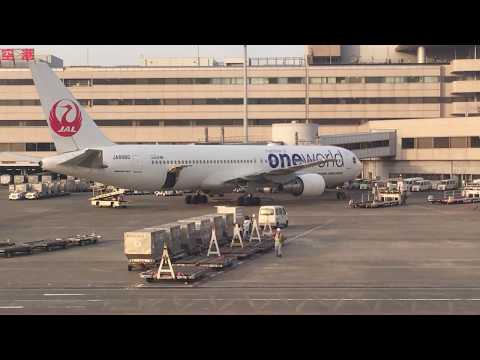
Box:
[152,159,257,165]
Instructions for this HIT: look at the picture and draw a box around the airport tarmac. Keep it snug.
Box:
[1,187,480,314]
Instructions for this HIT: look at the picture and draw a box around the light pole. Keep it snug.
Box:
[305,53,310,124]
[243,45,248,143]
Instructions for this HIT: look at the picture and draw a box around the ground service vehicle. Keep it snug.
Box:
[411,180,432,192]
[258,206,288,228]
[437,179,458,191]
[9,192,25,200]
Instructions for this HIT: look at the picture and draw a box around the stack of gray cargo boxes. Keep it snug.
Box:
[201,214,228,245]
[147,223,184,257]
[75,179,89,192]
[175,221,198,255]
[65,180,76,193]
[179,217,212,251]
[49,182,59,195]
[213,212,234,239]
[124,228,170,270]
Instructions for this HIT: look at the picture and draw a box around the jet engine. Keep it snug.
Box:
[280,174,326,197]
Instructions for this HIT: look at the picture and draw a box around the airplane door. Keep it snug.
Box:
[132,154,143,174]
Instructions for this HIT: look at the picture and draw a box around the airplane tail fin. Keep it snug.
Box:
[30,62,114,154]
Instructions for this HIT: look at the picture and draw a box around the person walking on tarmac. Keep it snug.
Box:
[274,228,286,258]
[243,216,252,240]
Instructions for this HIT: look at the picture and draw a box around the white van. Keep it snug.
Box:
[437,179,458,191]
[411,180,432,192]
[258,206,288,228]
[399,177,423,192]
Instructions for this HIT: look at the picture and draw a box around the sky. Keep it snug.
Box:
[0,45,305,66]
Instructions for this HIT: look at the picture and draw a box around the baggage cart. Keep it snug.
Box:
[1,244,33,258]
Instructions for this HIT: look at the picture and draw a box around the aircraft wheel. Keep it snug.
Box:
[185,195,192,204]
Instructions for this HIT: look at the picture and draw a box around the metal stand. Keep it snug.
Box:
[207,228,221,257]
[156,244,175,280]
[230,223,244,248]
[249,218,262,242]
[262,223,273,238]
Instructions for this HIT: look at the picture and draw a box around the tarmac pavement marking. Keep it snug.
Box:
[43,293,86,296]
[288,219,336,243]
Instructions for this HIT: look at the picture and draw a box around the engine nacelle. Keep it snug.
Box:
[281,174,326,197]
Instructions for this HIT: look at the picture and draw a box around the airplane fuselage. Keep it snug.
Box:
[42,144,362,192]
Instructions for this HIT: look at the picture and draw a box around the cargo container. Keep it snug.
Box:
[1,174,12,185]
[178,218,211,249]
[201,214,227,244]
[41,175,53,183]
[147,224,184,257]
[124,228,170,271]
[65,180,76,193]
[49,182,60,194]
[216,206,244,224]
[31,183,49,196]
[75,180,89,192]
[28,175,40,184]
[214,212,234,238]
[175,221,198,255]
[14,175,25,184]
[15,183,31,193]
[8,184,15,193]
[58,182,66,193]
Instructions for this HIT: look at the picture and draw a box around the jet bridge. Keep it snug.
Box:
[318,131,396,159]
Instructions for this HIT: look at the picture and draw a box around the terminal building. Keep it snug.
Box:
[1,45,480,183]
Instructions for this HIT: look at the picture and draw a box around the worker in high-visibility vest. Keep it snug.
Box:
[274,228,286,258]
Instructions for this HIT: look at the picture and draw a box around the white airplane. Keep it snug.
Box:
[29,62,362,205]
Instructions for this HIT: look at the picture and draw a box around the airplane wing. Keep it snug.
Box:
[57,149,107,169]
[201,159,324,188]
[245,158,326,178]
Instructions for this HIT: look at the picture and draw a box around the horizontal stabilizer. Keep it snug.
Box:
[59,149,107,169]
[0,152,41,164]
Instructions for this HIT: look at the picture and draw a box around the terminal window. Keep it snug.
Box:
[470,137,480,148]
[433,137,450,148]
[401,138,415,149]
[417,137,433,149]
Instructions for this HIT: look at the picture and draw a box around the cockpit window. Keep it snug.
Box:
[353,157,357,164]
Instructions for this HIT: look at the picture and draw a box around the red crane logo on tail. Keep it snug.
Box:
[49,99,82,137]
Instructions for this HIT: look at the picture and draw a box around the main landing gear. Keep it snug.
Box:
[237,193,261,206]
[336,186,347,200]
[185,193,208,204]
